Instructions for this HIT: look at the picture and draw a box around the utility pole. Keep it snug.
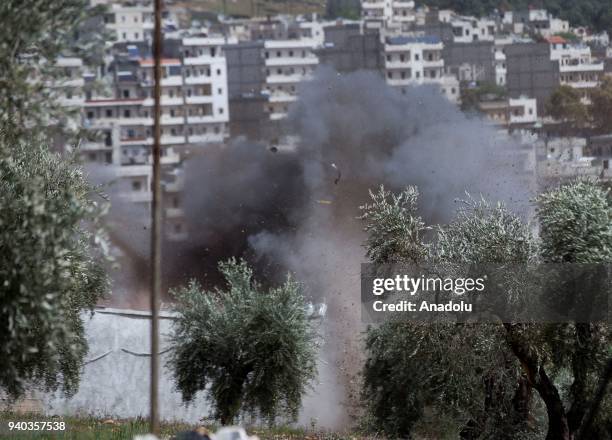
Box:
[150,0,163,434]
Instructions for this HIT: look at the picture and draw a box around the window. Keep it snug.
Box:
[123,109,131,118]
[106,109,113,118]
[123,89,130,98]
[216,69,221,75]
[415,54,420,61]
[132,181,141,191]
[87,111,94,119]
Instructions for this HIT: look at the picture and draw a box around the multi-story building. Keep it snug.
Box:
[263,39,319,120]
[477,96,538,127]
[80,36,230,241]
[502,9,569,37]
[547,36,604,102]
[361,0,417,30]
[383,35,459,102]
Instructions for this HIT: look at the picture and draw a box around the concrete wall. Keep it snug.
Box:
[506,42,559,114]
[39,308,212,423]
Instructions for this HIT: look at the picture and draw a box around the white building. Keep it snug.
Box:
[81,42,230,241]
[383,35,460,103]
[263,39,319,120]
[547,36,604,102]
[361,0,417,30]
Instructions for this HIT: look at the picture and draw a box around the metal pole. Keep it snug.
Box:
[150,0,163,434]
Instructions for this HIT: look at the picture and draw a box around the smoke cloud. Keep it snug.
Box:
[98,66,535,427]
[170,67,535,428]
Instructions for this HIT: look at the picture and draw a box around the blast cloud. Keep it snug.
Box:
[172,67,535,428]
[101,66,535,428]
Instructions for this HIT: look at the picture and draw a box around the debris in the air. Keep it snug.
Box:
[316,199,332,205]
[269,146,278,153]
[331,162,341,184]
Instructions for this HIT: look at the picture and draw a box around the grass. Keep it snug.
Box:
[0,413,368,440]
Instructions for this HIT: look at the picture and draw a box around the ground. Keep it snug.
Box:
[0,412,368,440]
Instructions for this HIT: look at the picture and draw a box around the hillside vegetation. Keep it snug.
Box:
[419,0,612,33]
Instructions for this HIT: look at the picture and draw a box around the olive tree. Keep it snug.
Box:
[168,259,318,425]
[361,182,612,440]
[0,131,110,398]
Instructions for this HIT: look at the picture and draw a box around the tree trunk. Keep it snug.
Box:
[535,366,571,440]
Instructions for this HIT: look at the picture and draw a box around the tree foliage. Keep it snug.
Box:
[169,259,318,425]
[360,182,612,439]
[0,131,110,399]
[0,0,108,135]
[590,77,612,135]
[460,82,508,114]
[545,85,588,128]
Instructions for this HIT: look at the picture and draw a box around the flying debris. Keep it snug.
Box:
[316,199,333,205]
[331,162,341,184]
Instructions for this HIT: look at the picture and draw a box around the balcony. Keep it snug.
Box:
[268,93,297,103]
[187,133,225,144]
[140,76,183,87]
[361,1,385,9]
[185,76,214,85]
[266,73,312,84]
[559,62,604,73]
[142,97,184,106]
[186,115,216,124]
[422,59,444,68]
[184,55,216,66]
[185,95,213,104]
[122,191,153,204]
[265,56,318,67]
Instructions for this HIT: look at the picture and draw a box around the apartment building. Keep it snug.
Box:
[502,9,569,37]
[361,0,417,30]
[102,2,179,43]
[383,35,459,102]
[80,38,230,241]
[547,36,604,102]
[263,39,319,120]
[478,96,538,127]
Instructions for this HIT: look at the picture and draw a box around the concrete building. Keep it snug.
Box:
[506,42,559,113]
[361,0,417,30]
[263,39,319,120]
[383,35,459,102]
[547,36,604,103]
[442,40,496,84]
[317,23,383,73]
[81,36,230,241]
[502,9,569,38]
[478,96,538,127]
